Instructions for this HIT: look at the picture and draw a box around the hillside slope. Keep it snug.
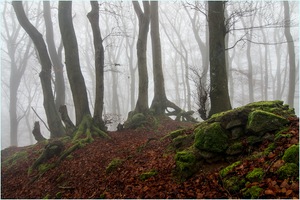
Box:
[1,103,299,199]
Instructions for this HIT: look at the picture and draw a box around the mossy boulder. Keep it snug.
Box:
[276,163,299,179]
[226,142,244,155]
[246,110,289,135]
[124,112,147,129]
[246,168,264,182]
[174,150,197,180]
[282,144,299,165]
[194,122,229,153]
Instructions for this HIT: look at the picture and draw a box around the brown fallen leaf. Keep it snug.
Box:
[286,189,293,196]
[265,189,275,196]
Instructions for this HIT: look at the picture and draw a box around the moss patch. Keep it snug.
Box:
[2,151,27,167]
[242,185,263,199]
[282,144,299,165]
[223,176,246,192]
[246,168,264,182]
[276,163,298,179]
[219,161,242,178]
[246,110,289,135]
[194,122,229,153]
[174,150,197,180]
[106,158,124,173]
[139,169,158,181]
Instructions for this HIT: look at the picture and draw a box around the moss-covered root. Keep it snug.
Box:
[72,115,110,144]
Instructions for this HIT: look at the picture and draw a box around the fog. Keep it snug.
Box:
[1,1,299,149]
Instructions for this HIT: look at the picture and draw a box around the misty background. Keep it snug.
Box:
[1,1,299,149]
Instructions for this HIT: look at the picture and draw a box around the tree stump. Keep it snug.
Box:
[32,121,46,142]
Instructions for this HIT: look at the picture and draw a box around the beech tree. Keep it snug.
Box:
[132,1,150,114]
[87,1,105,130]
[283,1,296,108]
[208,1,232,116]
[58,1,91,125]
[12,1,65,138]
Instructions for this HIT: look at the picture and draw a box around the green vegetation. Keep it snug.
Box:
[194,122,229,153]
[226,142,244,155]
[223,176,246,192]
[282,144,299,165]
[246,168,264,182]
[242,185,263,199]
[276,163,298,179]
[174,150,196,180]
[3,151,27,167]
[106,158,124,173]
[38,163,56,174]
[219,161,242,178]
[139,169,158,181]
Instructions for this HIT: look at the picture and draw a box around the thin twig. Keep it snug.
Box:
[31,107,50,131]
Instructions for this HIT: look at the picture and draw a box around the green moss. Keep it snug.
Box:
[226,142,244,155]
[276,163,298,179]
[38,163,56,174]
[139,169,158,181]
[56,192,62,198]
[246,110,289,134]
[242,185,263,199]
[168,129,185,139]
[3,151,28,167]
[106,158,124,173]
[246,136,262,145]
[282,144,299,165]
[174,150,196,179]
[223,176,246,192]
[274,128,291,141]
[194,122,229,153]
[246,168,264,182]
[264,143,276,155]
[219,161,242,178]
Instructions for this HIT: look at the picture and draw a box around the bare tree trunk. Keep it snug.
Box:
[283,1,296,108]
[87,1,105,130]
[208,1,231,116]
[43,1,65,110]
[12,1,65,138]
[132,1,150,114]
[59,1,91,125]
[150,1,167,115]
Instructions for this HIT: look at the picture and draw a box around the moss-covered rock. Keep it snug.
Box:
[194,122,229,153]
[246,110,289,135]
[246,168,264,182]
[282,144,299,165]
[276,163,298,179]
[226,142,244,155]
[172,135,194,150]
[174,150,197,180]
[242,185,263,199]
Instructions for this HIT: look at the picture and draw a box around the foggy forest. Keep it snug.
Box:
[1,1,298,149]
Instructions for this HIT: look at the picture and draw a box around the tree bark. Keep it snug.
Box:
[150,1,167,115]
[12,1,65,138]
[43,1,66,110]
[132,1,150,114]
[283,1,296,108]
[208,1,232,116]
[87,1,105,130]
[58,1,91,125]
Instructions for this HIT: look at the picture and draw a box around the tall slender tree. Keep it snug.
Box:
[12,1,65,138]
[283,1,296,108]
[132,1,150,114]
[87,1,105,130]
[208,1,232,116]
[58,1,91,125]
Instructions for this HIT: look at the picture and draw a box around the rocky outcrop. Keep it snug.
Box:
[172,100,296,179]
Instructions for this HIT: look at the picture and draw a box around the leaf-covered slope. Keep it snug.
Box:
[1,103,299,199]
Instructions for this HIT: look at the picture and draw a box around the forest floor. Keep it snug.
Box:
[1,116,299,199]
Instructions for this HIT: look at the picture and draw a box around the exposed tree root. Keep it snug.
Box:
[165,100,198,123]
